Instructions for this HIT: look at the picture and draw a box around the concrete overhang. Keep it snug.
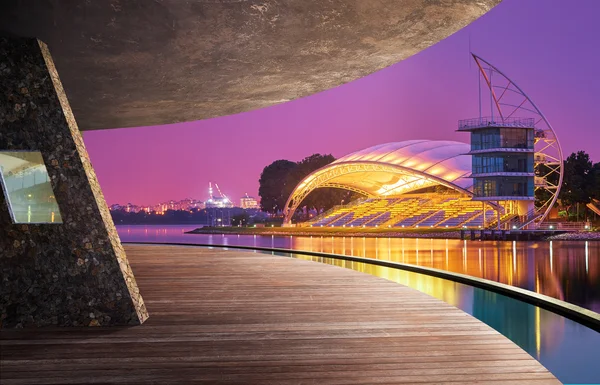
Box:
[0,0,501,130]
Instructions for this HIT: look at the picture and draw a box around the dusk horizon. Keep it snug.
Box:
[84,0,600,206]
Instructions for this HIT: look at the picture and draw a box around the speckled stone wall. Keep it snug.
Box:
[0,37,148,327]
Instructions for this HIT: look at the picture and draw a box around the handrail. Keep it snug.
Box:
[123,241,600,333]
[538,221,591,231]
[518,209,542,229]
[458,116,535,130]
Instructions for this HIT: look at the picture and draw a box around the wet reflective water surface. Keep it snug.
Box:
[118,225,600,384]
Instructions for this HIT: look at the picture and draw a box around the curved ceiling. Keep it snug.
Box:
[0,0,501,130]
[0,152,45,174]
[332,140,473,194]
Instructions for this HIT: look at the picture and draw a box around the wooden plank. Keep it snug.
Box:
[0,245,561,384]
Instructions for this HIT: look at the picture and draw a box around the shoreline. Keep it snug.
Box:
[185,227,600,241]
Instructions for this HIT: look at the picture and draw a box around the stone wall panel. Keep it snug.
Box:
[0,37,148,327]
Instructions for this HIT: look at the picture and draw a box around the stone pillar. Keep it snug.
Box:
[0,37,148,327]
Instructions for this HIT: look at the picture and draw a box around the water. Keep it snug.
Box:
[117,225,600,384]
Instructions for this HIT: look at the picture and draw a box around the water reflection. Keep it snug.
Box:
[291,236,600,313]
[118,225,600,312]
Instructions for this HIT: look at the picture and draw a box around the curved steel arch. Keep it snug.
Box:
[472,54,564,224]
[283,161,473,224]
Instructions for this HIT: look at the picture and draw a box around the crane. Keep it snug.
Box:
[214,183,231,203]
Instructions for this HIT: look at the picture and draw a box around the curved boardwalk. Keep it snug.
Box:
[0,245,560,384]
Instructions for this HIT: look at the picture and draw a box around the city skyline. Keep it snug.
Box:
[84,0,600,205]
[109,190,260,212]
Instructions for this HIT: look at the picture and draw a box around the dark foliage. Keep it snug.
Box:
[258,159,298,214]
[258,154,360,219]
[556,151,600,220]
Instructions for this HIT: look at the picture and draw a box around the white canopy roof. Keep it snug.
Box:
[328,140,473,196]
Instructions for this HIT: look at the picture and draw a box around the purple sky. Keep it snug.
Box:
[85,0,600,206]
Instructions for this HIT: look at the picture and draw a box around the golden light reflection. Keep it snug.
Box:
[290,236,599,312]
[296,254,464,308]
[513,241,517,273]
[536,305,541,359]
[549,241,553,272]
[586,241,589,273]
[289,244,569,361]
[535,272,541,359]
[462,240,467,271]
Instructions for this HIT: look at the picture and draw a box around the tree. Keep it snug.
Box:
[592,162,600,201]
[258,160,297,214]
[559,151,594,220]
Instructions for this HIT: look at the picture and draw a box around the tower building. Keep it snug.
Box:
[458,116,536,217]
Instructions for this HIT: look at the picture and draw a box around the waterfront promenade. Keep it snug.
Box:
[0,245,560,384]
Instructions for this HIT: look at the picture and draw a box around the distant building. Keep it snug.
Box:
[240,193,259,209]
[124,203,142,213]
[205,182,233,208]
[205,196,233,208]
[109,198,206,214]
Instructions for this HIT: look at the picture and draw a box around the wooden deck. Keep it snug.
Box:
[0,245,560,384]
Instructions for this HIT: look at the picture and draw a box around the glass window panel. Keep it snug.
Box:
[0,151,63,223]
[498,128,534,149]
[473,154,534,174]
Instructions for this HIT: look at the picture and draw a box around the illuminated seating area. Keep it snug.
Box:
[311,199,372,227]
[346,199,398,227]
[306,194,502,228]
[389,196,457,227]
[461,210,497,227]
[438,210,481,227]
